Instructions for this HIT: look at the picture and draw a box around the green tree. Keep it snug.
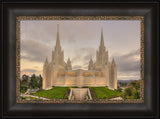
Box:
[20,85,28,93]
[22,74,29,83]
[130,81,136,87]
[117,86,122,92]
[124,82,127,86]
[28,74,43,89]
[121,81,140,99]
[29,74,37,89]
[124,87,132,96]
[132,90,140,99]
[37,75,42,89]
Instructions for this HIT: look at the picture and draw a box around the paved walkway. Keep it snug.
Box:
[108,97,123,100]
[21,94,50,100]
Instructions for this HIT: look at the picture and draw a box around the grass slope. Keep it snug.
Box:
[91,87,121,99]
[33,87,69,99]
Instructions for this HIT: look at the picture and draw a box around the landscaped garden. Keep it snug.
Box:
[121,80,140,99]
[33,87,69,99]
[91,87,122,99]
[26,81,140,100]
[20,74,141,100]
[32,86,122,99]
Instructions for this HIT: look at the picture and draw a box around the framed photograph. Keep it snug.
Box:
[16,16,144,104]
[2,0,159,118]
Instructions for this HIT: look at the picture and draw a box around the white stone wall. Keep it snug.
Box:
[54,77,65,86]
[83,77,95,86]
[43,68,117,89]
[53,76,109,87]
[65,77,76,86]
[95,77,107,86]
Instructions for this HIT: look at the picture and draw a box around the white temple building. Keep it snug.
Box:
[42,24,117,90]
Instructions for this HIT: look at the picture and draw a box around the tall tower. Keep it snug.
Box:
[88,58,94,70]
[42,58,49,89]
[66,58,72,70]
[52,24,64,65]
[96,27,108,66]
[43,24,66,90]
[109,58,117,89]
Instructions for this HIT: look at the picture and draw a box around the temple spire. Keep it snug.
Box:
[55,24,61,50]
[100,27,105,47]
[44,57,48,65]
[89,58,93,64]
[112,57,116,65]
[66,57,72,70]
[88,58,94,70]
[67,57,71,64]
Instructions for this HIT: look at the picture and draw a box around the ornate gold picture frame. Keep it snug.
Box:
[16,16,144,104]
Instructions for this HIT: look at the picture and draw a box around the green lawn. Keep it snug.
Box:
[33,87,121,99]
[91,87,121,99]
[33,87,69,99]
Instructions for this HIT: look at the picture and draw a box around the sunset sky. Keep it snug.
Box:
[20,20,141,80]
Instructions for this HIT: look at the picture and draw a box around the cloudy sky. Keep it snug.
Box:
[20,20,141,80]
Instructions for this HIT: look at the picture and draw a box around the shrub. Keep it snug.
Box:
[124,87,132,96]
[121,81,140,99]
[20,85,28,93]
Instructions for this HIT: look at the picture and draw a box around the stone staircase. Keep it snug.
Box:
[64,88,70,99]
[89,88,97,99]
[68,88,92,100]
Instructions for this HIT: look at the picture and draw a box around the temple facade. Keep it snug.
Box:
[42,25,117,90]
